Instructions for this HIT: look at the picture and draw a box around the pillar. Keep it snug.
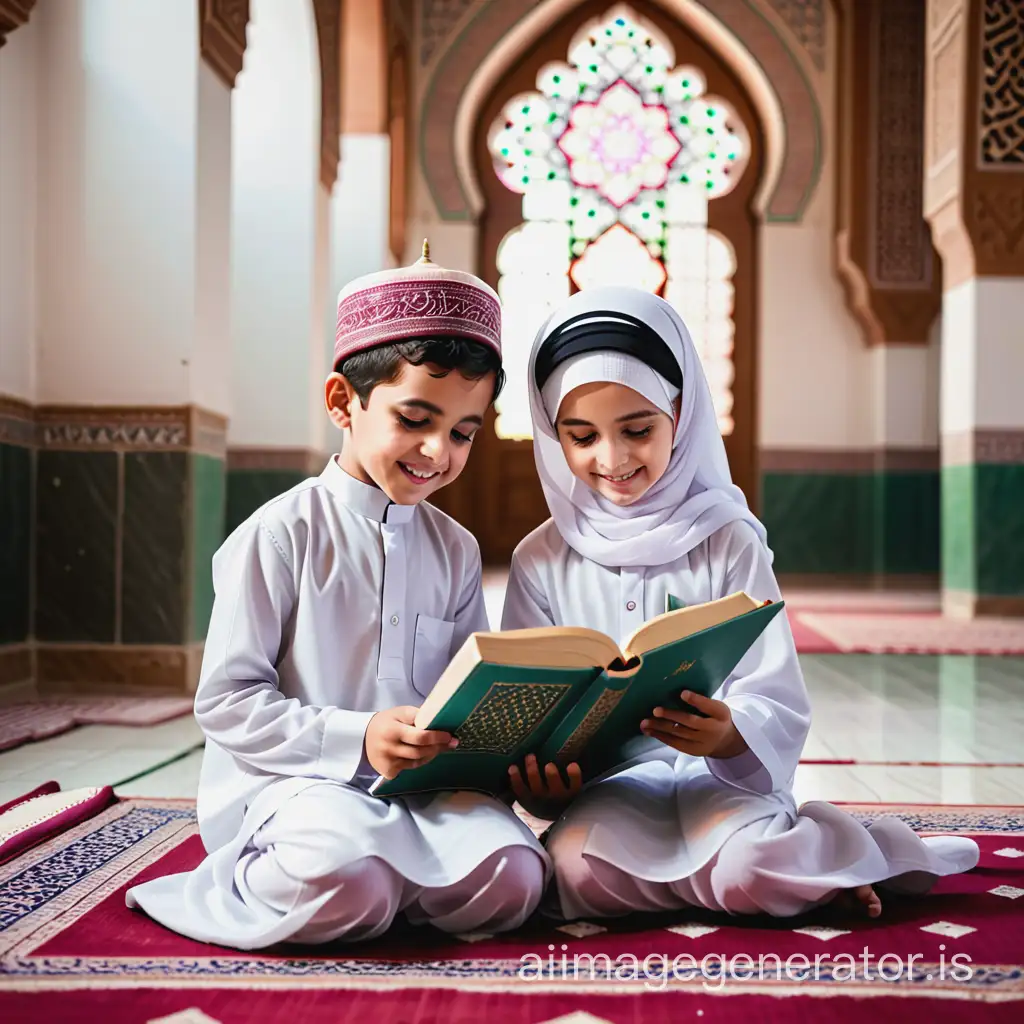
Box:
[333,0,391,290]
[0,2,39,695]
[834,0,944,585]
[225,0,335,534]
[925,0,1024,617]
[21,0,245,694]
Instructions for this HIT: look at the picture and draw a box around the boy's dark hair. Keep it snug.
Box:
[337,336,506,407]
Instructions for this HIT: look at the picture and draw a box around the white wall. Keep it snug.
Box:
[33,0,231,412]
[870,333,941,449]
[0,15,40,402]
[229,0,325,450]
[756,40,877,453]
[193,63,234,418]
[332,134,392,287]
[942,278,1024,435]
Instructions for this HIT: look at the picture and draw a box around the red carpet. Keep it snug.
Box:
[0,697,194,753]
[0,798,1021,1022]
[783,608,1024,655]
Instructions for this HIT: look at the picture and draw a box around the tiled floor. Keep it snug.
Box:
[1,652,1020,807]
[1,594,1022,808]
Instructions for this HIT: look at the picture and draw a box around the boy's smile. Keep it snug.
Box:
[327,361,494,505]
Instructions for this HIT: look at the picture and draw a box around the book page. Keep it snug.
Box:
[414,627,621,730]
[474,628,622,670]
[621,592,762,657]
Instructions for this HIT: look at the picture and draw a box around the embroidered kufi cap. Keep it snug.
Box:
[334,240,502,368]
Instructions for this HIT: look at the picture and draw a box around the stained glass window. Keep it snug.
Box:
[488,3,749,440]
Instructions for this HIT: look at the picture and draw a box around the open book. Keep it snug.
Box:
[369,592,784,799]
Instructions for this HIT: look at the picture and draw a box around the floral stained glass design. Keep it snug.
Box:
[487,3,749,440]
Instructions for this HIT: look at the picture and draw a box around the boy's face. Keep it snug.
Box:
[327,361,494,505]
[555,381,676,507]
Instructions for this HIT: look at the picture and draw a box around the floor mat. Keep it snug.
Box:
[0,697,194,753]
[792,613,1024,655]
[0,799,1020,1022]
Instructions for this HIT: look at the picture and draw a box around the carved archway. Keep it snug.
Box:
[430,0,766,562]
[197,0,341,190]
[419,0,822,224]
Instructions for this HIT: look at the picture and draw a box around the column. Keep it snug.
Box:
[226,0,335,534]
[0,2,39,695]
[227,0,339,532]
[333,0,391,288]
[834,0,944,584]
[925,0,1024,617]
[27,0,244,693]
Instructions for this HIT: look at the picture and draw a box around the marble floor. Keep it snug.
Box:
[1,599,1022,809]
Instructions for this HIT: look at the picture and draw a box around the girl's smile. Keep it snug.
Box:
[555,381,675,506]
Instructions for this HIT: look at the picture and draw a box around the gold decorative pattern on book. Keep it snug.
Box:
[455,682,570,755]
[672,659,696,675]
[557,687,626,762]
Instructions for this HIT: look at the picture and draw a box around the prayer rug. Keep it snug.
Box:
[0,781,115,866]
[0,697,194,753]
[792,613,1024,655]
[0,800,1021,1023]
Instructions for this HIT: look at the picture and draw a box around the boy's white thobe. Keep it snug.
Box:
[126,458,548,948]
[503,518,978,919]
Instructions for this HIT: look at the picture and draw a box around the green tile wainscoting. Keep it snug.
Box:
[759,449,941,580]
[941,431,1024,616]
[225,449,330,538]
[0,401,228,694]
[0,398,36,690]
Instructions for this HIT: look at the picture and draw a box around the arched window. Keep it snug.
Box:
[486,3,749,440]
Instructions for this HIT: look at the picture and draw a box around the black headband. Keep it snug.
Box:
[534,309,683,392]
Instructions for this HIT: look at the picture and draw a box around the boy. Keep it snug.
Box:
[126,244,549,949]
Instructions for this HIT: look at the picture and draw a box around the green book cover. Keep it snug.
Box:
[534,600,783,780]
[370,596,784,800]
[370,663,599,799]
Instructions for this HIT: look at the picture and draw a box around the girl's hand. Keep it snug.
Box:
[640,690,748,759]
[365,706,458,779]
[508,754,582,819]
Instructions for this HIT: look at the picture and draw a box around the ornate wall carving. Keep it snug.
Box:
[0,0,35,49]
[418,0,829,73]
[873,0,931,287]
[420,0,822,223]
[836,0,940,346]
[313,0,342,189]
[979,0,1024,166]
[389,43,410,260]
[419,0,478,66]
[972,179,1024,273]
[766,0,826,70]
[930,21,964,168]
[931,0,962,32]
[199,0,250,89]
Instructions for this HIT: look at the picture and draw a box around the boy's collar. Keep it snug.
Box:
[321,456,416,525]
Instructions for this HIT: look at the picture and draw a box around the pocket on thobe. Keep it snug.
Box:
[411,614,456,697]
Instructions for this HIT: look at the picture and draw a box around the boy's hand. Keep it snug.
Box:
[508,753,582,819]
[640,690,748,759]
[365,706,458,779]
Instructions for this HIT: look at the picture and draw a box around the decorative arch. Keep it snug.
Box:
[0,0,37,48]
[420,0,822,224]
[388,41,410,261]
[313,0,343,190]
[427,0,765,559]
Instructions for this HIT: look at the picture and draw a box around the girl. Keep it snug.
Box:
[501,285,978,921]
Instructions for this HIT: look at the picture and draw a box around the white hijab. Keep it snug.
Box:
[527,286,771,569]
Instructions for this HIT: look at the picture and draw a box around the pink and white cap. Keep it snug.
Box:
[334,240,502,368]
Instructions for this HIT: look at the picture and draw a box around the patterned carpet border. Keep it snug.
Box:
[0,799,1021,1000]
[0,956,1021,1000]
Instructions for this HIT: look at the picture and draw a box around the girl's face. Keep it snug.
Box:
[555,381,676,506]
